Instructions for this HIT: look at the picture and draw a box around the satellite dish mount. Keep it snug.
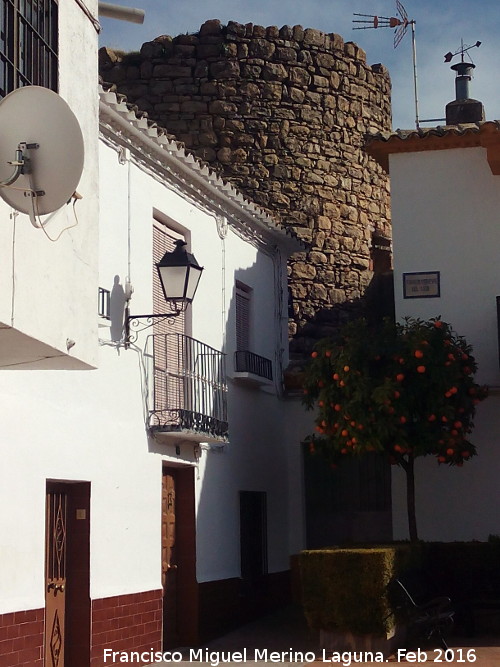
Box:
[0,86,84,220]
[0,142,43,195]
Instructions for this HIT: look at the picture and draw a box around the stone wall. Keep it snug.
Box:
[100,19,392,351]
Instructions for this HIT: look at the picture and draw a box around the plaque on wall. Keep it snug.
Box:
[403,271,440,299]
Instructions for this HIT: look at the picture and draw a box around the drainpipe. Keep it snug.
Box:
[98,2,145,24]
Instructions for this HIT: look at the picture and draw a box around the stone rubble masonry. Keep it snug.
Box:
[99,19,392,351]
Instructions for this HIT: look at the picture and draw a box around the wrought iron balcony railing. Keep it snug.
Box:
[147,333,228,442]
[234,350,273,381]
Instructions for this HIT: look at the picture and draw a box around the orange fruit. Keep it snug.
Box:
[311,351,318,358]
[396,373,405,382]
[417,365,426,373]
[414,350,424,358]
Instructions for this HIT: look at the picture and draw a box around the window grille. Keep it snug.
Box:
[0,0,58,100]
[98,287,110,320]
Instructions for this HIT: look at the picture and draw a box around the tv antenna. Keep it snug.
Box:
[0,86,84,219]
[353,1,421,129]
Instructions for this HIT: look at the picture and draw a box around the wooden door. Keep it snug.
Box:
[45,487,67,667]
[162,470,179,647]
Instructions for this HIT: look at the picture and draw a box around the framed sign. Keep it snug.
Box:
[403,271,440,299]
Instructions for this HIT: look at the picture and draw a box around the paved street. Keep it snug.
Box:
[139,606,500,667]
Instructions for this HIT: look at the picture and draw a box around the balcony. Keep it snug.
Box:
[146,333,228,444]
[233,350,273,387]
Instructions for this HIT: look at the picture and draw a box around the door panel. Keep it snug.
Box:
[162,470,179,647]
[45,482,90,667]
[45,488,67,667]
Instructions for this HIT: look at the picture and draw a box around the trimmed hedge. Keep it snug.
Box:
[299,545,418,636]
[298,542,500,637]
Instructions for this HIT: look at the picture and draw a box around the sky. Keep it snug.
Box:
[99,1,500,130]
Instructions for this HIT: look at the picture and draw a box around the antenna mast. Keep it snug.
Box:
[353,1,420,129]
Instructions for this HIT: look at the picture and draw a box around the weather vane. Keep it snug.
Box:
[353,1,421,129]
[444,39,481,63]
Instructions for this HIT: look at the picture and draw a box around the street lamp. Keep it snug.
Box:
[124,240,203,347]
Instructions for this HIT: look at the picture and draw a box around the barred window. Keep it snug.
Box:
[0,0,58,100]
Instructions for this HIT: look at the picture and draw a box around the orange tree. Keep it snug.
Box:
[302,317,488,542]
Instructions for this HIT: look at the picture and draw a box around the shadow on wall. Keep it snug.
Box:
[110,274,126,343]
[194,252,293,643]
[289,270,395,357]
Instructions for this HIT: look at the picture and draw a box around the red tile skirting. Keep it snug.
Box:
[0,608,44,666]
[91,589,162,666]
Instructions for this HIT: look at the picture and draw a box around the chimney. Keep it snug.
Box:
[445,61,485,125]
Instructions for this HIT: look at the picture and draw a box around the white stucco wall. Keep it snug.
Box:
[390,146,500,541]
[0,121,303,616]
[0,0,99,369]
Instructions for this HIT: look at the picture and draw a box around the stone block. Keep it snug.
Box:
[292,262,317,279]
[209,100,238,115]
[253,24,267,38]
[262,63,288,81]
[153,64,191,77]
[293,25,305,42]
[303,28,325,47]
[288,67,310,87]
[199,19,222,36]
[210,60,240,79]
[226,21,246,37]
[275,47,297,62]
[249,39,276,59]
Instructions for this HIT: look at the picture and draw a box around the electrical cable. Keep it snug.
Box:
[73,0,101,33]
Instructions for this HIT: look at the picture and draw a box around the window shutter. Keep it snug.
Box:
[152,225,186,421]
[235,282,251,351]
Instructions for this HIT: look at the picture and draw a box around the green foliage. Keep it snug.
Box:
[302,317,488,469]
[299,546,416,636]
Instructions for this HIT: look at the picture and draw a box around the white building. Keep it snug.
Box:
[367,87,500,542]
[0,3,305,665]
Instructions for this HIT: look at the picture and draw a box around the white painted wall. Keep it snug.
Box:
[390,146,500,541]
[98,138,296,583]
[0,0,99,369]
[0,116,303,617]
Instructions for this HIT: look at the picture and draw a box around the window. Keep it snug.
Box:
[0,0,58,100]
[234,280,273,382]
[235,281,252,351]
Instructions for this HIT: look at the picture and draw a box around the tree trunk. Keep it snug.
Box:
[405,455,418,542]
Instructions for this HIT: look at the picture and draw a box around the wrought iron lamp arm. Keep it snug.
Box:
[124,305,183,348]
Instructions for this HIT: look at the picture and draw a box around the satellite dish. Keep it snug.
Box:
[0,86,84,215]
